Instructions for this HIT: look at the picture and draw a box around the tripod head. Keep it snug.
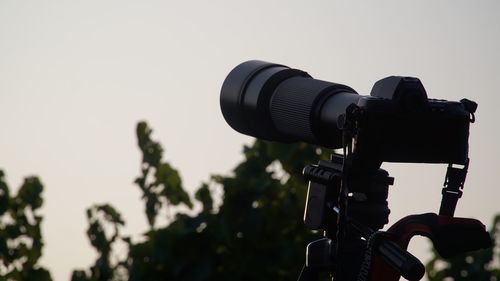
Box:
[220,60,491,280]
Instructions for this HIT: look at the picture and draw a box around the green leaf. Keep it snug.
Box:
[136,121,163,167]
[70,270,89,281]
[155,163,193,209]
[0,170,10,215]
[96,204,125,225]
[145,193,160,227]
[24,267,53,281]
[195,183,213,213]
[16,176,44,210]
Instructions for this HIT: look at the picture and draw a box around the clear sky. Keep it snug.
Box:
[1,1,499,280]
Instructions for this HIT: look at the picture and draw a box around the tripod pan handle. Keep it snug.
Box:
[377,240,425,281]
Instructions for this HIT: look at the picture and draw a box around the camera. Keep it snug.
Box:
[220,60,476,164]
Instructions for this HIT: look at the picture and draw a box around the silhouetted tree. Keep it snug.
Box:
[72,121,327,281]
[71,204,125,281]
[127,122,327,281]
[0,171,52,281]
[3,122,496,281]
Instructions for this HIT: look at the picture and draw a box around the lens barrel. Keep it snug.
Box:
[220,60,359,148]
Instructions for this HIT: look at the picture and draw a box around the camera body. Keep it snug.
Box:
[350,83,472,165]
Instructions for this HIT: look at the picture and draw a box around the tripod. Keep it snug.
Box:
[297,152,492,281]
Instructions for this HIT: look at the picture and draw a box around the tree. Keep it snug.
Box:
[0,171,52,281]
[72,121,328,281]
[129,122,330,281]
[2,121,497,281]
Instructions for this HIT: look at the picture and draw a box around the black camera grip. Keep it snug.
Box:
[377,240,425,281]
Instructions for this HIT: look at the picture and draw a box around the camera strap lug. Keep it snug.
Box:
[460,98,478,123]
[439,159,469,216]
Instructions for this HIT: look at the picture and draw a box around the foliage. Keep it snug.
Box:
[134,121,192,228]
[71,204,126,281]
[3,120,498,281]
[426,215,500,281]
[126,124,328,281]
[0,170,52,281]
[72,121,328,281]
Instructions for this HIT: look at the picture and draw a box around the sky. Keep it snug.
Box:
[1,1,499,280]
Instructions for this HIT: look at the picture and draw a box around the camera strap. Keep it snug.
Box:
[439,159,469,216]
[357,231,386,281]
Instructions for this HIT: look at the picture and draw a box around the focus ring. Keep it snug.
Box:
[270,77,338,143]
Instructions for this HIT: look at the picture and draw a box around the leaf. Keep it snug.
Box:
[145,193,160,227]
[96,204,125,225]
[70,270,89,281]
[0,170,10,215]
[16,176,44,210]
[155,163,193,208]
[136,121,163,167]
[195,183,213,213]
[24,267,53,281]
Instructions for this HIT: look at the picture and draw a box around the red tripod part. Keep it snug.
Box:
[369,213,492,281]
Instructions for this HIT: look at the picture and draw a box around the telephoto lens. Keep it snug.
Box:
[220,60,360,148]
